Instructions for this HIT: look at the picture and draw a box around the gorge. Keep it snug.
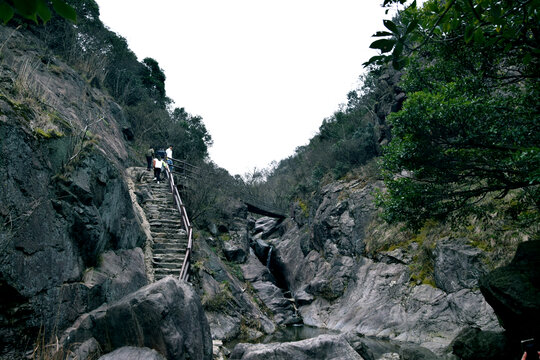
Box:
[1,1,539,359]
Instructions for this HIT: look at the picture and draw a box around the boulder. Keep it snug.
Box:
[253,217,282,239]
[223,240,248,263]
[344,332,439,360]
[60,277,212,360]
[229,334,364,360]
[449,327,511,360]
[83,248,148,307]
[433,238,487,293]
[479,240,540,342]
[98,346,166,360]
[241,253,299,325]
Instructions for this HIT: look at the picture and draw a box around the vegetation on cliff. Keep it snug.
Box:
[249,0,538,243]
[374,0,539,230]
[7,0,214,164]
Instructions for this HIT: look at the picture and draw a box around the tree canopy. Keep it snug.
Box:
[373,0,539,230]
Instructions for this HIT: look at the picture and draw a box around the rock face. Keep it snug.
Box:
[480,240,540,342]
[0,26,145,357]
[256,179,502,355]
[192,236,276,341]
[433,238,487,293]
[61,277,212,360]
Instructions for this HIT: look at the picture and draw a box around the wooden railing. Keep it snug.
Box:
[163,165,193,282]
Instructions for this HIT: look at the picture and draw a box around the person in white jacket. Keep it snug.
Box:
[166,145,173,171]
[152,156,163,183]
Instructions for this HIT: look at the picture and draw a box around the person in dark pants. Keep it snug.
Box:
[153,156,163,183]
[145,147,154,171]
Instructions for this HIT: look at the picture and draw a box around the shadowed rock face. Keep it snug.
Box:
[0,26,147,357]
[480,240,540,342]
[61,277,213,360]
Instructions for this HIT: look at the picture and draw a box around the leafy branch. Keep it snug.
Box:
[0,0,76,24]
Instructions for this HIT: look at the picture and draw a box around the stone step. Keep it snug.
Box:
[151,230,186,237]
[153,248,185,256]
[149,220,183,226]
[154,267,181,274]
[151,236,187,243]
[150,225,184,232]
[152,260,184,270]
[154,254,185,263]
[153,241,188,248]
[153,238,187,245]
[146,204,177,210]
[153,236,186,242]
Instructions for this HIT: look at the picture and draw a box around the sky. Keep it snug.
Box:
[95,0,394,176]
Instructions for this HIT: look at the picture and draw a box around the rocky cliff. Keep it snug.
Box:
[0,25,211,359]
[207,174,537,359]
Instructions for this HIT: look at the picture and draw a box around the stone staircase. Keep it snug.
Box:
[140,171,188,281]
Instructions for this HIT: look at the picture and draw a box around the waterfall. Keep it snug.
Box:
[266,246,273,269]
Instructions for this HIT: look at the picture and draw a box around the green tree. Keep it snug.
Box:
[376,0,540,230]
[170,107,213,161]
[0,0,76,24]
[141,57,170,108]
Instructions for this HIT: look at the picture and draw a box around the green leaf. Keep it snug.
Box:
[473,28,485,43]
[393,39,404,58]
[405,19,419,35]
[51,0,76,22]
[464,26,474,43]
[36,0,51,23]
[0,3,14,24]
[370,38,396,53]
[363,55,388,67]
[373,31,393,38]
[384,19,400,34]
[13,0,38,17]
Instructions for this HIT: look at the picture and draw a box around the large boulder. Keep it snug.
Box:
[82,248,148,307]
[98,346,166,360]
[479,240,540,342]
[60,277,212,360]
[433,238,487,293]
[229,334,364,360]
[449,327,511,360]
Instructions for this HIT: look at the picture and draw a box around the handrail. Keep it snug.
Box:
[167,157,200,182]
[163,165,193,282]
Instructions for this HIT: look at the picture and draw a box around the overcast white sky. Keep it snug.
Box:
[95,0,394,176]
